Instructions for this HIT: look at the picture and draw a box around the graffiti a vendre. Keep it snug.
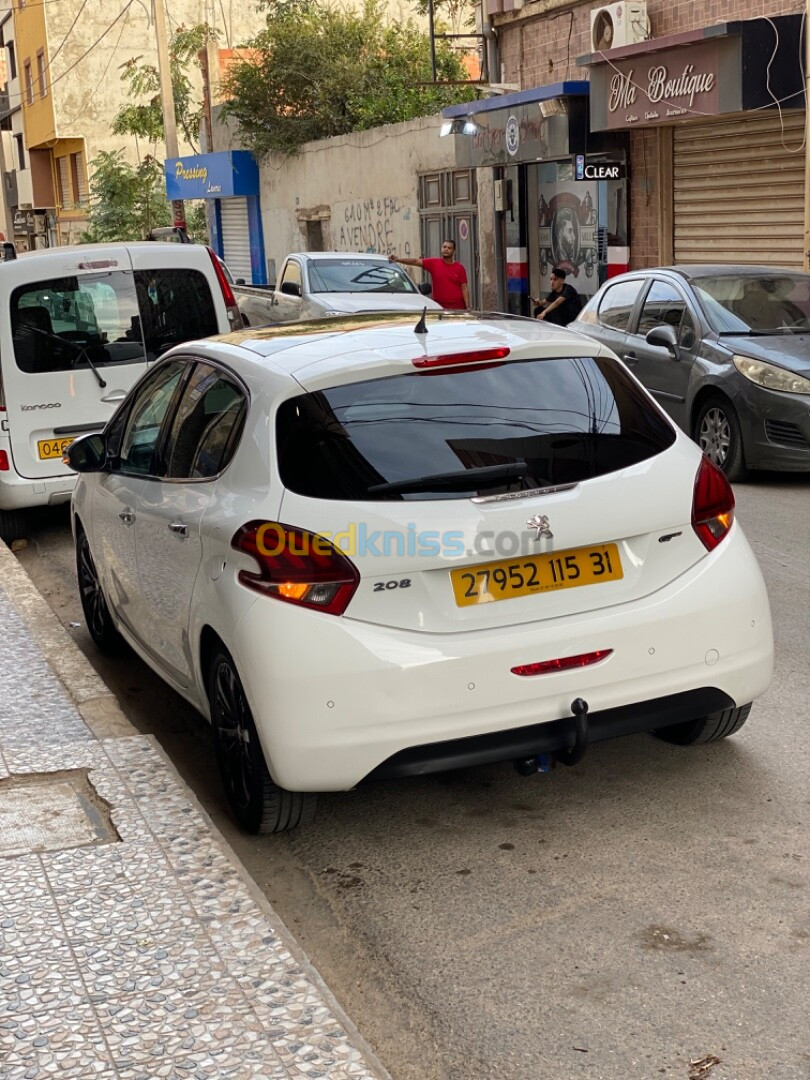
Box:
[537,183,598,288]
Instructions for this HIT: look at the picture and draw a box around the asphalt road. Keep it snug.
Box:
[13,473,810,1080]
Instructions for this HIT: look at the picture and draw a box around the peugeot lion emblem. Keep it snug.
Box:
[527,514,553,541]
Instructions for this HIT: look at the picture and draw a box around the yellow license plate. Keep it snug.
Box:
[451,543,623,607]
[37,437,74,460]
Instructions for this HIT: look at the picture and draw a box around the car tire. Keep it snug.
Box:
[207,647,317,834]
[694,395,748,481]
[652,703,751,746]
[76,527,125,654]
[0,508,28,546]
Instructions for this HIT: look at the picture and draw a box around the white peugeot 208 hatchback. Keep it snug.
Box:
[68,312,774,833]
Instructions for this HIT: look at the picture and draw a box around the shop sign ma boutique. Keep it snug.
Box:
[589,39,739,131]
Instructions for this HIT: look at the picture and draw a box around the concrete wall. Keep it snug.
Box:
[254,116,459,279]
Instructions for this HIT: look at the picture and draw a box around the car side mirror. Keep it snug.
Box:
[280,280,301,298]
[645,324,679,355]
[65,432,107,473]
[418,282,433,297]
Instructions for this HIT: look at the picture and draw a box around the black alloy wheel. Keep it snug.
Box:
[76,528,124,654]
[694,395,748,481]
[207,647,316,834]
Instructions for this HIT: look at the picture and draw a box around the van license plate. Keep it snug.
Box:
[451,543,623,607]
[37,437,74,460]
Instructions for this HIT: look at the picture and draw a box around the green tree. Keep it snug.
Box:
[81,151,171,243]
[222,0,479,157]
[112,23,218,154]
[84,25,214,244]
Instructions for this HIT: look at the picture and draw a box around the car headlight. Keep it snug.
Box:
[733,355,810,395]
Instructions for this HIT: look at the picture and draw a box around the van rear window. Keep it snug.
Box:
[10,268,218,375]
[276,355,676,501]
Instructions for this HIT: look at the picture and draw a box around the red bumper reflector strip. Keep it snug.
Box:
[511,650,613,677]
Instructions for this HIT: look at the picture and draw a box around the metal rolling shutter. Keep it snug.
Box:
[673,112,805,266]
[219,197,253,282]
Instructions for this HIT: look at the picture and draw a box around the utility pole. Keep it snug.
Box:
[804,0,810,270]
[153,0,184,229]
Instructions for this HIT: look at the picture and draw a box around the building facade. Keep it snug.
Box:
[0,0,267,249]
[442,0,806,311]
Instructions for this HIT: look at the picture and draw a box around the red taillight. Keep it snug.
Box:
[231,521,360,616]
[511,650,613,677]
[0,450,8,472]
[692,456,735,552]
[412,347,510,369]
[207,247,244,330]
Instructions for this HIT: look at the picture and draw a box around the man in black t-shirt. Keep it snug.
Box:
[533,267,580,326]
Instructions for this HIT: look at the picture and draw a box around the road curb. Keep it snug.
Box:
[0,539,137,739]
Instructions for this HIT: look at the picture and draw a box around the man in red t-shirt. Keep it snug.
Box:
[390,240,469,310]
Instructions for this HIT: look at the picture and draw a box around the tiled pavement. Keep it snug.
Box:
[0,554,389,1080]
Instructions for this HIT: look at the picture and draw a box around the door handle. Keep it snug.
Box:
[624,352,638,364]
[101,389,127,403]
[118,510,135,526]
[168,522,188,538]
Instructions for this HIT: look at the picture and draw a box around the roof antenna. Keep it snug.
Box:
[414,307,428,335]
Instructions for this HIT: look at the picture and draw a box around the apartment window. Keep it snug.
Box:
[23,60,32,105]
[57,155,71,207]
[36,50,46,98]
[70,151,86,204]
[15,133,24,170]
[7,42,16,81]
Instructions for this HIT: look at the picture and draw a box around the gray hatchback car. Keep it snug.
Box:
[571,266,810,480]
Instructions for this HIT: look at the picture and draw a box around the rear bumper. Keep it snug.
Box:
[231,524,773,791]
[0,470,75,510]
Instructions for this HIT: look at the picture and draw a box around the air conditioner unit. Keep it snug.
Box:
[590,2,649,51]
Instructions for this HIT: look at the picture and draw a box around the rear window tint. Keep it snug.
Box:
[133,269,218,359]
[11,271,145,374]
[276,356,676,501]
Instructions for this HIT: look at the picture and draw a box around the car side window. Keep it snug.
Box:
[117,361,187,477]
[162,363,247,480]
[637,280,697,348]
[597,280,645,331]
[133,269,218,361]
[279,260,302,291]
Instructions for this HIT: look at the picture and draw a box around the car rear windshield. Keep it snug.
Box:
[10,268,218,374]
[307,259,418,295]
[276,355,676,501]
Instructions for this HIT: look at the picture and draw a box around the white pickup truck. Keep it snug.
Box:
[233,251,442,327]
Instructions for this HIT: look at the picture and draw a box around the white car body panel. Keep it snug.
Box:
[72,314,774,797]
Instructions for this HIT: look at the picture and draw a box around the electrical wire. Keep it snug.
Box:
[63,1,133,127]
[3,0,137,105]
[763,14,805,153]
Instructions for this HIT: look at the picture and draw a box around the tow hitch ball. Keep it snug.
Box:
[514,698,590,776]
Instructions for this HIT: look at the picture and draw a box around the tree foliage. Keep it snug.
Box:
[112,24,218,153]
[222,0,479,156]
[81,151,171,242]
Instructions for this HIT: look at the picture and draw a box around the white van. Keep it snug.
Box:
[0,241,242,542]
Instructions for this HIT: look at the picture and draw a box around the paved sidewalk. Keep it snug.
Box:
[0,543,390,1080]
